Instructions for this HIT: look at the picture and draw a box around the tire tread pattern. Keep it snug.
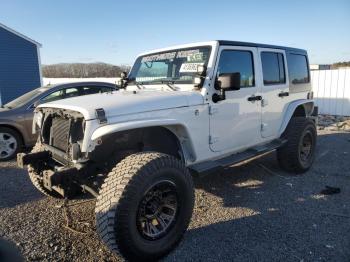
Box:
[95,152,194,261]
[28,142,61,198]
[277,117,317,173]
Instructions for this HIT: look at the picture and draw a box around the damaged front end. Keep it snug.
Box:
[38,108,86,164]
[17,108,102,198]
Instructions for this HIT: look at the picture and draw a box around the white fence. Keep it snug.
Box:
[311,68,350,116]
[43,69,350,116]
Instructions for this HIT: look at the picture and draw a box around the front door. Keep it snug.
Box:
[209,46,262,152]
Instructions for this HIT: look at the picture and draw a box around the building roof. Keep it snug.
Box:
[0,22,42,47]
[217,40,306,54]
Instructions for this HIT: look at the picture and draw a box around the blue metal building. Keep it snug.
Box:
[0,23,42,106]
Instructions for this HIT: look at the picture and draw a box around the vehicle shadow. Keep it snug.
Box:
[0,165,43,208]
[166,131,350,262]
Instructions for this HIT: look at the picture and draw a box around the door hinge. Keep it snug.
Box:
[209,135,219,144]
[209,106,218,115]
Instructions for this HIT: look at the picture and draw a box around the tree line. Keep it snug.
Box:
[42,60,350,78]
[331,61,350,69]
[42,63,131,78]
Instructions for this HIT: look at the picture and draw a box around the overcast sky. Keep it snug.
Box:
[1,0,349,65]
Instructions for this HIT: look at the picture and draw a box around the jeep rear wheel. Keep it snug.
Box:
[95,152,194,261]
[277,117,317,173]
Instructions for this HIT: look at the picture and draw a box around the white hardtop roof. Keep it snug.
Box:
[0,22,42,47]
[138,41,218,57]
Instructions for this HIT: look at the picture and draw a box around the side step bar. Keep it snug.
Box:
[189,138,287,176]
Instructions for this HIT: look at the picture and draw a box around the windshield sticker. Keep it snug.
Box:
[179,62,204,73]
[176,49,205,62]
[187,53,204,62]
[142,52,176,62]
[177,49,200,58]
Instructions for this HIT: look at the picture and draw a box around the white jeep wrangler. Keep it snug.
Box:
[18,40,317,261]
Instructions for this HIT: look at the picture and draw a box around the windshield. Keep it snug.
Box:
[4,87,48,109]
[129,46,211,86]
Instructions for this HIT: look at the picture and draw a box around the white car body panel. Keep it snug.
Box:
[208,45,262,152]
[258,48,290,138]
[90,105,211,165]
[38,89,204,120]
[278,99,314,136]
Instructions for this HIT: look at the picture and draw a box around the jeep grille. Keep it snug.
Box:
[50,117,70,152]
[40,109,85,158]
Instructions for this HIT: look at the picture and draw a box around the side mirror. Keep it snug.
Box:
[212,72,241,103]
[118,72,128,88]
[120,71,128,79]
[216,72,241,90]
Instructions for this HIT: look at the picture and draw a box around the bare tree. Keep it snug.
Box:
[42,63,131,78]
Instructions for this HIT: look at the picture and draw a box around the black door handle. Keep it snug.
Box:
[278,92,289,97]
[247,95,262,101]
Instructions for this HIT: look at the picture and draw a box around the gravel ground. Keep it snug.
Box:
[0,129,349,261]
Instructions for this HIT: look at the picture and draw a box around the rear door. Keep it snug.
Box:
[258,48,289,138]
[209,46,262,152]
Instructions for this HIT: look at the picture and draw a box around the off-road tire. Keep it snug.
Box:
[28,142,62,198]
[277,117,317,173]
[95,152,194,261]
[0,127,22,161]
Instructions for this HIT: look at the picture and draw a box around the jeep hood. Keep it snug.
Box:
[38,90,204,120]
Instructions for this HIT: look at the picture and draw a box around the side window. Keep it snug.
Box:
[288,54,310,84]
[81,86,114,95]
[261,52,286,85]
[82,86,102,95]
[42,87,80,103]
[42,90,65,103]
[99,86,115,92]
[217,50,255,87]
[64,87,80,98]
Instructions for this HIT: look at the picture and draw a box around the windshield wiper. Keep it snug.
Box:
[138,79,178,91]
[164,82,177,91]
[135,83,143,90]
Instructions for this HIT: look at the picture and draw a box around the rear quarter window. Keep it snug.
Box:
[288,54,310,84]
[261,52,286,85]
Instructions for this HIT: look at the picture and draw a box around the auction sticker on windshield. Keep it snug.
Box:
[179,63,204,73]
[142,52,176,62]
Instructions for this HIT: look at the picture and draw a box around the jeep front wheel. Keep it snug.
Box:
[277,117,317,173]
[95,152,194,261]
[28,142,62,198]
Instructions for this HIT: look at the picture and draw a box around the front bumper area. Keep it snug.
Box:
[17,151,50,169]
[17,151,99,198]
